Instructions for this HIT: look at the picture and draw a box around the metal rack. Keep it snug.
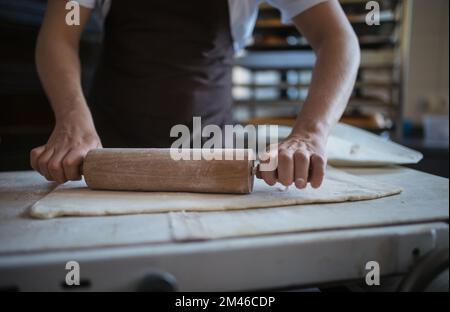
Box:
[233,0,410,139]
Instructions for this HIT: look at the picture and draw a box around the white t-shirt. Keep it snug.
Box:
[76,0,327,51]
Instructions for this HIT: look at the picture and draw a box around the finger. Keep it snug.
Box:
[309,154,326,188]
[255,164,262,179]
[277,149,294,186]
[30,145,45,171]
[261,169,277,186]
[259,149,278,186]
[48,150,69,184]
[37,147,55,180]
[294,150,310,189]
[62,149,85,181]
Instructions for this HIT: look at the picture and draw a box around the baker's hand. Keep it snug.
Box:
[30,113,102,184]
[258,133,327,189]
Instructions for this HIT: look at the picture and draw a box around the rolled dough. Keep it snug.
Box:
[30,167,402,219]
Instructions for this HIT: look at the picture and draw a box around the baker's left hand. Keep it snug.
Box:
[257,133,327,189]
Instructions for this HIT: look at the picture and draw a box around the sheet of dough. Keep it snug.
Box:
[30,167,402,219]
[246,123,423,166]
[326,124,423,166]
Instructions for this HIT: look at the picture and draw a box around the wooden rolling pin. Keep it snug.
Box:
[83,148,255,194]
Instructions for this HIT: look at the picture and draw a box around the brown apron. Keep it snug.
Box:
[89,0,234,147]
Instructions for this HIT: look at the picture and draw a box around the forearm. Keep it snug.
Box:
[36,0,94,126]
[36,36,93,125]
[292,33,360,140]
[31,2,100,183]
[259,2,361,189]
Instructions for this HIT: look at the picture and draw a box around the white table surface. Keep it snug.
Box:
[0,167,448,291]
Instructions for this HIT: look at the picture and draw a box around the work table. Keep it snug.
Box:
[0,167,448,291]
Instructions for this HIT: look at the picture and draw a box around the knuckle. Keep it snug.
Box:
[294,151,308,162]
[278,150,291,162]
[30,148,43,162]
[73,147,87,156]
[48,162,60,172]
[278,142,289,150]
[38,158,48,169]
[30,148,39,158]
[63,157,76,168]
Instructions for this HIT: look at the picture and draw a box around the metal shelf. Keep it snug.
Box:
[233,0,407,136]
[235,97,397,109]
[247,39,397,51]
[234,81,400,89]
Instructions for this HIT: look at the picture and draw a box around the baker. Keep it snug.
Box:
[30,0,360,189]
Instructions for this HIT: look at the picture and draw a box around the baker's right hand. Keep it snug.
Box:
[30,114,102,184]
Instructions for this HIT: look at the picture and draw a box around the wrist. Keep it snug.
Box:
[55,108,96,132]
[53,95,91,120]
[290,117,331,142]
